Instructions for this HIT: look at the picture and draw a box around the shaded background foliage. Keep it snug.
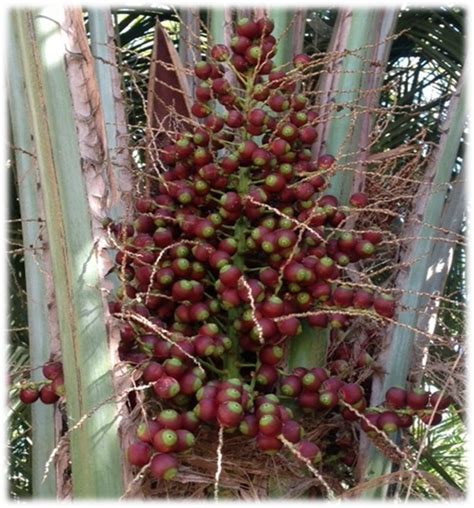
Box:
[8,5,466,497]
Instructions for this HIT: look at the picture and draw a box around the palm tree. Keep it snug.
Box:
[8,5,465,499]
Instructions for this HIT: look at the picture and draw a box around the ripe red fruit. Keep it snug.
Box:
[353,288,374,309]
[407,388,429,410]
[261,295,284,318]
[157,409,182,430]
[385,386,407,409]
[51,376,65,397]
[297,441,322,463]
[150,453,179,480]
[333,286,354,308]
[277,316,301,337]
[239,414,259,437]
[430,391,452,410]
[39,384,60,404]
[280,375,302,397]
[373,293,396,318]
[236,17,259,38]
[153,376,180,399]
[219,265,242,287]
[317,154,335,169]
[319,391,339,409]
[191,102,211,118]
[398,413,414,428]
[360,412,380,434]
[143,362,164,383]
[258,414,282,436]
[420,411,443,426]
[362,230,383,245]
[127,442,152,467]
[299,126,318,144]
[42,361,63,380]
[349,192,369,208]
[293,53,311,68]
[211,44,230,61]
[377,411,401,433]
[194,398,217,423]
[194,61,213,80]
[256,364,279,387]
[259,267,279,288]
[259,345,284,365]
[153,429,178,453]
[268,93,289,112]
[180,411,200,433]
[282,420,304,443]
[217,401,244,428]
[256,433,283,453]
[339,383,365,405]
[137,420,162,443]
[175,429,196,452]
[238,140,258,161]
[19,386,39,404]
[355,239,375,259]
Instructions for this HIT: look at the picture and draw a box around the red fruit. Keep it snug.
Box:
[373,293,396,318]
[217,401,243,428]
[168,429,193,454]
[407,388,429,410]
[349,192,369,208]
[211,77,231,96]
[143,362,164,383]
[293,53,311,68]
[357,351,374,368]
[385,387,407,409]
[398,414,414,428]
[259,345,284,365]
[299,126,318,144]
[19,386,39,404]
[256,433,283,453]
[211,44,230,61]
[339,383,364,405]
[259,267,279,288]
[278,123,298,142]
[362,230,383,245]
[301,372,321,392]
[420,411,443,426]
[42,361,63,380]
[256,364,278,387]
[137,420,162,443]
[297,441,322,463]
[39,385,60,404]
[195,83,212,103]
[321,376,344,393]
[257,17,275,35]
[194,61,213,79]
[209,250,231,271]
[377,411,401,433]
[239,414,259,437]
[245,45,262,65]
[316,256,335,279]
[191,102,211,118]
[282,420,304,443]
[51,376,65,397]
[261,295,284,318]
[355,239,375,259]
[307,312,328,328]
[247,108,266,126]
[333,286,354,308]
[360,412,380,434]
[194,398,217,423]
[297,390,321,410]
[353,288,374,309]
[252,148,272,167]
[153,429,178,453]
[150,453,179,480]
[225,110,244,129]
[280,375,302,397]
[236,17,259,38]
[258,414,282,437]
[127,442,152,467]
[269,138,291,156]
[430,391,452,410]
[238,140,258,162]
[268,93,289,112]
[157,409,182,430]
[194,335,216,357]
[277,316,301,337]
[317,154,335,169]
[153,376,180,399]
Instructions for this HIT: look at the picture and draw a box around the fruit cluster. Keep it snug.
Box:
[104,15,454,484]
[18,361,64,405]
